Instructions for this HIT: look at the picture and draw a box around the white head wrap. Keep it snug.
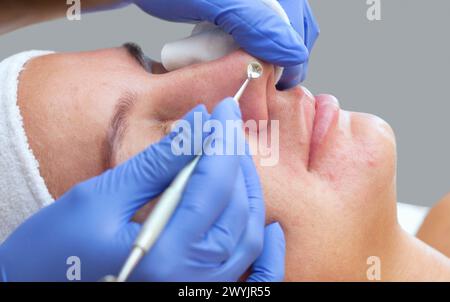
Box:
[0,50,55,243]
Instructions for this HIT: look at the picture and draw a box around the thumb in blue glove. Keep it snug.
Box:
[247,223,286,282]
[276,0,320,89]
[238,150,285,282]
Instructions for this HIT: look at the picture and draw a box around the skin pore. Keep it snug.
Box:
[16,46,450,281]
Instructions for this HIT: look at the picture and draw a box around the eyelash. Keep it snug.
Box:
[141,55,153,73]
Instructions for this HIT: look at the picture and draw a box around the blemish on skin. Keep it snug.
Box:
[160,119,176,136]
[321,170,338,184]
[367,157,378,168]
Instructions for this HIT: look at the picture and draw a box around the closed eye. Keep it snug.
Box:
[123,42,153,73]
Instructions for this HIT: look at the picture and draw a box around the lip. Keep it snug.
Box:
[310,95,340,149]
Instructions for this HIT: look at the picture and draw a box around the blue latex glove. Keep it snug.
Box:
[129,0,318,89]
[130,0,308,68]
[104,0,318,87]
[276,0,320,89]
[0,99,285,282]
[247,223,285,282]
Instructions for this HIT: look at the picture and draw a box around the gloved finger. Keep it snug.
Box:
[211,154,266,281]
[122,221,142,246]
[93,104,209,216]
[278,0,305,38]
[191,168,249,263]
[247,223,286,282]
[277,64,305,90]
[204,0,308,67]
[170,98,244,238]
[277,0,320,89]
[303,0,320,51]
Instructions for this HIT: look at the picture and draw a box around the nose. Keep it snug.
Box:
[163,50,276,122]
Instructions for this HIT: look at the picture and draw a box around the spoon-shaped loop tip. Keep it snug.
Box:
[247,62,263,79]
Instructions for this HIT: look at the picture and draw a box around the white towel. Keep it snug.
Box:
[160,0,289,84]
[0,50,55,244]
[397,202,429,235]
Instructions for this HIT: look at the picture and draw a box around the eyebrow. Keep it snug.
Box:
[106,43,154,166]
[106,90,137,168]
[123,42,153,73]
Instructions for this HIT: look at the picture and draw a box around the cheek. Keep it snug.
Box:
[112,118,171,223]
[315,113,397,194]
[111,118,169,167]
[255,159,318,225]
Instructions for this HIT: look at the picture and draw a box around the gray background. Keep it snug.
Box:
[0,0,448,207]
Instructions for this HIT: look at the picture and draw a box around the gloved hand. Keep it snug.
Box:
[102,0,318,87]
[130,0,309,69]
[0,99,285,282]
[247,222,285,282]
[276,0,320,89]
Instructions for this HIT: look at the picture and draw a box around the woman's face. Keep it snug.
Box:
[18,46,398,280]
